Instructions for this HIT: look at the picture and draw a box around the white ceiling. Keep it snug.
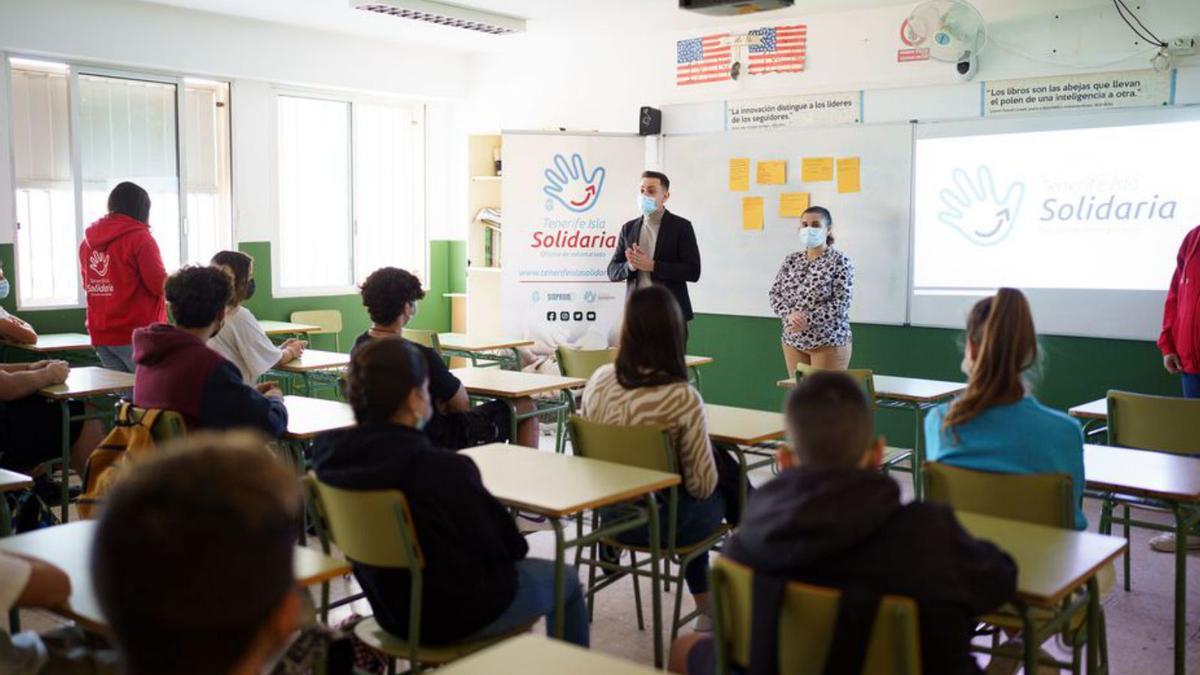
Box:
[133,0,918,52]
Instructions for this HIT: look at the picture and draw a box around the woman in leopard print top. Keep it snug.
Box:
[768,206,855,376]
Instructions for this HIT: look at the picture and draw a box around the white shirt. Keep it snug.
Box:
[207,305,285,385]
[635,210,662,289]
[0,553,47,674]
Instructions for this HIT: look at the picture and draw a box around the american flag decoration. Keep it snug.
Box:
[676,33,732,86]
[748,24,807,75]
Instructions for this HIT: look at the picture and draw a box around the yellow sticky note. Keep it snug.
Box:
[756,160,786,185]
[729,158,750,192]
[742,196,764,231]
[837,157,861,193]
[801,157,834,182]
[779,192,810,217]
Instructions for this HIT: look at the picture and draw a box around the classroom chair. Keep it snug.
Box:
[924,462,1108,673]
[709,557,921,675]
[568,415,730,643]
[290,309,343,352]
[1098,390,1200,592]
[401,329,442,352]
[555,346,615,381]
[304,474,530,674]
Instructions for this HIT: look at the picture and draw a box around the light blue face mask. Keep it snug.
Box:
[0,279,11,300]
[638,194,658,216]
[801,226,827,249]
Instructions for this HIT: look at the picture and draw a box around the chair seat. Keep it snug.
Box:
[353,616,532,665]
[601,524,732,558]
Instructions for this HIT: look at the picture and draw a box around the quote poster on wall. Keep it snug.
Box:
[984,69,1171,116]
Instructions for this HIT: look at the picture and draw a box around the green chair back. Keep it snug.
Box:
[1107,390,1200,456]
[304,474,424,570]
[402,329,442,351]
[711,557,921,675]
[556,347,616,380]
[568,415,676,474]
[924,462,1073,529]
[291,309,344,351]
[794,362,877,404]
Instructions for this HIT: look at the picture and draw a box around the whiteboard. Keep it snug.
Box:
[662,123,913,325]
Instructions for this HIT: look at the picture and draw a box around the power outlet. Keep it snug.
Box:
[1168,37,1198,56]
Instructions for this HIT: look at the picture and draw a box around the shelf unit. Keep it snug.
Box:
[466,133,503,336]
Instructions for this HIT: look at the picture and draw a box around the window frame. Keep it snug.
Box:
[2,52,234,310]
[269,86,428,299]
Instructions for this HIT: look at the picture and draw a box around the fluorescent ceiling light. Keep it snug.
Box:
[350,0,526,35]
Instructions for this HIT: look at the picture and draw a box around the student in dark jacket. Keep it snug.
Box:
[313,337,588,647]
[133,266,287,438]
[353,266,538,448]
[670,372,1017,675]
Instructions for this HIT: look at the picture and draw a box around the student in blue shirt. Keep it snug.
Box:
[925,287,1087,530]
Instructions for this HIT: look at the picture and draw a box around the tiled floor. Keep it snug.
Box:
[13,439,1200,673]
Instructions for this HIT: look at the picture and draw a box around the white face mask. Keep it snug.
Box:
[801,226,826,249]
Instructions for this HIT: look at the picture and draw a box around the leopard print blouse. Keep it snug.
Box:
[767,247,854,350]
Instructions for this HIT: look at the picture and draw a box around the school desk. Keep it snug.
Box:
[0,333,99,367]
[258,320,322,337]
[436,634,659,675]
[274,348,350,397]
[705,404,785,511]
[0,468,33,536]
[684,354,714,390]
[452,367,586,453]
[1069,398,1108,441]
[0,520,351,635]
[461,444,680,667]
[38,366,135,522]
[437,333,534,370]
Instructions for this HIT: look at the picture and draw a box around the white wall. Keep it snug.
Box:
[0,0,471,245]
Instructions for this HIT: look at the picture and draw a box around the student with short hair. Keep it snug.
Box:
[0,359,105,475]
[355,266,537,448]
[208,250,306,385]
[581,285,723,630]
[926,288,1087,531]
[79,182,168,373]
[132,266,287,437]
[314,338,588,647]
[670,371,1017,675]
[92,432,303,675]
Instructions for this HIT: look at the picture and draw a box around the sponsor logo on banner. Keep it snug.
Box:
[936,166,1024,246]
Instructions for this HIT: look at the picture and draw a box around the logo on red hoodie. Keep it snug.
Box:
[88,250,110,277]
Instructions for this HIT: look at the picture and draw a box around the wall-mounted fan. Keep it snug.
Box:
[903,0,987,80]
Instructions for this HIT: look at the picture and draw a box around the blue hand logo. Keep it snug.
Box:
[938,166,1024,246]
[543,153,606,213]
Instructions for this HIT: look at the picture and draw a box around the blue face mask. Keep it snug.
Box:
[801,226,827,249]
[638,194,658,216]
[0,279,11,300]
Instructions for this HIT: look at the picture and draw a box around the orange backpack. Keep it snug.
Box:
[77,402,184,519]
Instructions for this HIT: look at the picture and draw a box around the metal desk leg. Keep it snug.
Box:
[1086,576,1101,675]
[58,400,71,523]
[688,367,702,392]
[0,494,12,536]
[551,516,566,639]
[1173,504,1190,675]
[647,492,664,669]
[1020,602,1037,675]
[911,405,925,501]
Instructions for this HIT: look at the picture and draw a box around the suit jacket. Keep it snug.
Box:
[606,209,702,320]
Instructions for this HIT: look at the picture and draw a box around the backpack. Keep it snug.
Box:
[77,402,184,519]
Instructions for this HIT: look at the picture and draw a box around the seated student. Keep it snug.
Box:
[0,360,104,475]
[0,551,71,674]
[355,266,537,449]
[92,432,304,675]
[581,285,724,630]
[926,287,1087,530]
[0,260,37,345]
[670,372,1017,675]
[133,266,287,437]
[207,250,306,385]
[314,338,588,647]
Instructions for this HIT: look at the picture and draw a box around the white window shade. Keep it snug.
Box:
[354,102,426,283]
[183,82,232,264]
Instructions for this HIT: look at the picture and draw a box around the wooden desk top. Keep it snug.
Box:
[957,512,1126,607]
[1085,444,1200,503]
[461,444,680,518]
[0,521,350,633]
[437,634,659,675]
[276,349,350,372]
[777,374,965,403]
[258,320,321,336]
[39,367,134,400]
[1069,398,1107,421]
[452,367,586,398]
[705,404,785,445]
[283,395,356,440]
[0,468,33,492]
[685,355,714,368]
[437,333,534,352]
[0,333,93,352]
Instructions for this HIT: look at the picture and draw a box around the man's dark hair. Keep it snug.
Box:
[347,337,430,425]
[211,250,254,305]
[785,372,874,469]
[92,432,300,675]
[108,181,152,223]
[615,285,688,389]
[359,267,426,326]
[165,265,232,329]
[641,170,670,192]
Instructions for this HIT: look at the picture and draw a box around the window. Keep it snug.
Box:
[275,93,425,294]
[6,57,232,308]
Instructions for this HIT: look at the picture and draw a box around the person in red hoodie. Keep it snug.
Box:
[1160,224,1200,399]
[79,182,167,373]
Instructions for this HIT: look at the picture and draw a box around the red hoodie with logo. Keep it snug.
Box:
[79,213,168,346]
[1160,225,1200,374]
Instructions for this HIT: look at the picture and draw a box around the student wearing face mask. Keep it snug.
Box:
[207,250,306,385]
[0,260,38,345]
[607,171,702,341]
[768,206,855,374]
[132,266,287,437]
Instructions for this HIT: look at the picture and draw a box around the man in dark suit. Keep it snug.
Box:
[607,171,702,338]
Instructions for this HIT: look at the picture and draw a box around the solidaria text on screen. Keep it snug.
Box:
[1040,194,1178,222]
[530,231,620,249]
